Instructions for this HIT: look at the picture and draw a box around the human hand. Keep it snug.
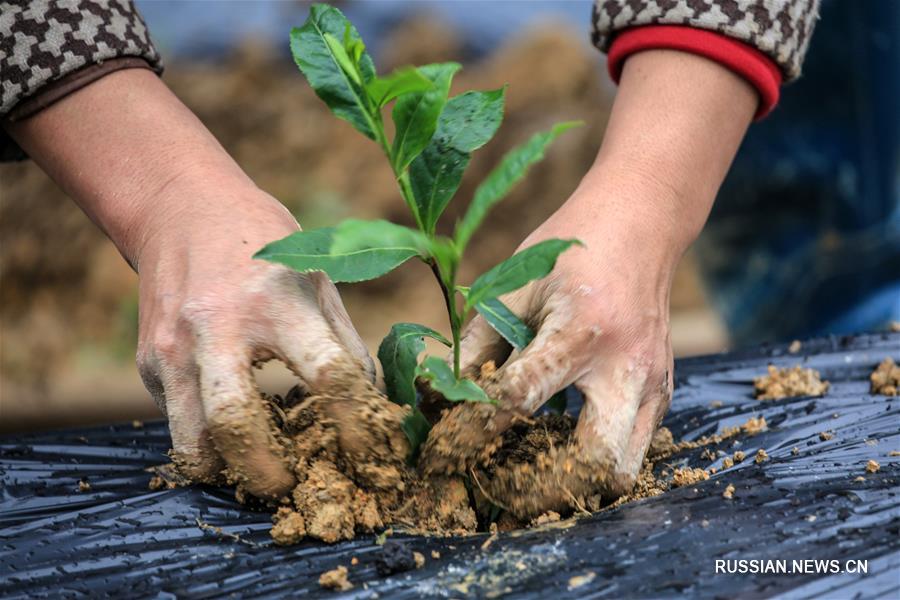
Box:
[455,173,680,502]
[423,49,757,514]
[4,69,374,499]
[132,180,374,498]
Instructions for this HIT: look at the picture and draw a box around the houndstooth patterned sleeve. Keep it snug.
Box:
[591,0,820,81]
[1,0,162,159]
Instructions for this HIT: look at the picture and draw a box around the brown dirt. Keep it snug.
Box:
[870,357,900,396]
[179,361,771,545]
[261,375,478,545]
[754,365,830,400]
[318,565,352,591]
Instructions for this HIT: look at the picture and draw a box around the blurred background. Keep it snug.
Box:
[1,1,897,432]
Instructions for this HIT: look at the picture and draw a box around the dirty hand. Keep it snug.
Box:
[134,182,374,497]
[458,49,758,498]
[458,174,679,493]
[4,69,373,499]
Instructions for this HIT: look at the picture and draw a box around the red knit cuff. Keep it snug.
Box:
[607,25,783,120]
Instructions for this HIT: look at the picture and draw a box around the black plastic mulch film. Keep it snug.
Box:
[1,333,898,598]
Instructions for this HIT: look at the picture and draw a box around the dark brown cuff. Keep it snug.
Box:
[5,57,155,124]
[1,58,155,161]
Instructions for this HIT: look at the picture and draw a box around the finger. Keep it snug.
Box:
[157,362,224,483]
[622,366,672,472]
[271,305,366,393]
[573,361,656,495]
[457,313,512,379]
[309,271,376,382]
[197,338,295,499]
[489,311,591,414]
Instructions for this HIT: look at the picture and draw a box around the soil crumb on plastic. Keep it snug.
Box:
[741,416,768,435]
[376,540,418,575]
[866,459,880,473]
[672,467,709,487]
[722,456,734,469]
[77,477,91,492]
[722,484,736,499]
[755,449,769,464]
[271,507,306,546]
[733,450,747,463]
[754,365,830,400]
[568,571,597,589]
[431,550,441,559]
[788,340,802,354]
[819,431,834,441]
[319,565,352,591]
[870,358,899,396]
[413,551,425,569]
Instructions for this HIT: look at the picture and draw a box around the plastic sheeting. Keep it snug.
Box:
[1,333,898,598]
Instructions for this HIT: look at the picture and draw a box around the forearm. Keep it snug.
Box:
[4,69,258,268]
[579,49,757,259]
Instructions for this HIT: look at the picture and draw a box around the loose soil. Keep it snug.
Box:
[754,365,830,400]
[870,357,899,396]
[177,365,771,545]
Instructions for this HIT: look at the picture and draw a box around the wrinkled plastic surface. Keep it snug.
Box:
[1,333,898,598]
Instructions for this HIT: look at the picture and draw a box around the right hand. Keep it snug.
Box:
[134,180,374,499]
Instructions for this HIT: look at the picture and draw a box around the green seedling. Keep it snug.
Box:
[256,4,581,458]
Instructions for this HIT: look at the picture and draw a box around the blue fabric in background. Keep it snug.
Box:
[695,0,900,344]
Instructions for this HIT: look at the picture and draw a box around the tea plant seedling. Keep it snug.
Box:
[256,3,581,458]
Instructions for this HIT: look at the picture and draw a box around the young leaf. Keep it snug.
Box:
[366,67,433,108]
[416,356,494,403]
[391,62,460,173]
[291,4,377,139]
[323,32,361,86]
[378,323,450,409]
[409,88,505,234]
[465,238,581,309]
[455,121,582,250]
[255,225,420,283]
[408,144,470,235]
[474,297,534,350]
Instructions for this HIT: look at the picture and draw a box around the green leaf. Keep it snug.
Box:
[330,218,430,255]
[416,356,494,403]
[435,88,506,153]
[408,144,470,235]
[367,67,434,108]
[465,238,580,310]
[409,88,505,234]
[254,223,424,283]
[474,298,534,350]
[401,409,432,463]
[456,121,582,250]
[291,4,377,139]
[391,63,460,173]
[378,323,450,410]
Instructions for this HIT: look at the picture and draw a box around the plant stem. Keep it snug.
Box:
[430,260,462,378]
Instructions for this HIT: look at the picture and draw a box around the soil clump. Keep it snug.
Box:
[870,357,899,396]
[180,366,771,544]
[754,365,830,400]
